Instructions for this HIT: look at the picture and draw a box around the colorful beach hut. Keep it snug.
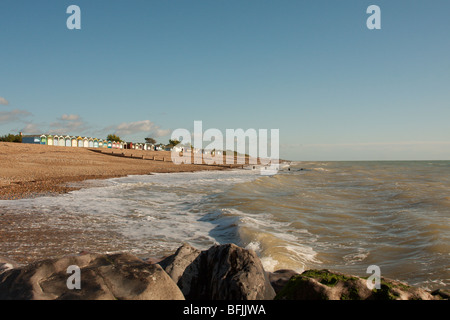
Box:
[71,137,77,147]
[77,136,83,147]
[107,141,112,148]
[47,135,53,146]
[93,138,99,148]
[40,135,47,145]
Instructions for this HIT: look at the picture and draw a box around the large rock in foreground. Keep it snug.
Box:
[275,269,440,300]
[0,253,184,300]
[160,243,276,300]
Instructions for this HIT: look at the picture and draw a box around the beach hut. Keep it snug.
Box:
[53,135,59,146]
[88,138,94,148]
[71,137,77,147]
[107,141,112,148]
[77,136,83,147]
[40,135,47,145]
[47,135,53,146]
[119,142,124,149]
[83,137,89,148]
[93,138,99,148]
[144,143,154,151]
[98,140,103,148]
[103,140,108,148]
[65,136,71,147]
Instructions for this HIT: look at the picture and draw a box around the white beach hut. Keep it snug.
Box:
[58,136,64,147]
[83,137,89,148]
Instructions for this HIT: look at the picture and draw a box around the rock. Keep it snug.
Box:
[0,253,185,300]
[164,243,276,300]
[159,243,201,285]
[274,269,441,300]
[268,269,299,294]
[0,257,20,275]
[431,288,450,300]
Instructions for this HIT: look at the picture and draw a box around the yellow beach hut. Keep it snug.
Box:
[47,135,53,146]
[71,137,77,147]
[77,136,83,147]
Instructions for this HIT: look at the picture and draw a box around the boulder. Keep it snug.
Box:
[0,253,184,300]
[268,269,299,294]
[159,243,201,285]
[274,269,441,300]
[431,288,450,300]
[162,243,275,300]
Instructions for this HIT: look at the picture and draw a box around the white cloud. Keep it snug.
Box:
[0,97,9,105]
[48,114,90,135]
[0,109,32,124]
[107,120,171,138]
[60,114,80,121]
[19,123,42,134]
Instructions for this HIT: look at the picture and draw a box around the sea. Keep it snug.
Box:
[0,161,449,291]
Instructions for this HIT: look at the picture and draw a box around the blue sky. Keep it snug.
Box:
[0,0,449,160]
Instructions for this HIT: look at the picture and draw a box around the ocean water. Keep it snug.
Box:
[0,161,449,291]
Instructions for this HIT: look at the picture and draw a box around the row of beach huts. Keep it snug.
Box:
[22,134,158,151]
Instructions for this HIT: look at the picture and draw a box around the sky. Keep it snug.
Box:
[0,0,449,161]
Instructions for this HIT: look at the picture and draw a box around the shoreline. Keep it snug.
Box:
[0,142,245,200]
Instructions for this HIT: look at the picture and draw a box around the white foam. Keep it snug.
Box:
[260,256,279,272]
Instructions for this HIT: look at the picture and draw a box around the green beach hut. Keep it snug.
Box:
[40,135,47,145]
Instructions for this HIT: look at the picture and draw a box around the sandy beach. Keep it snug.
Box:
[0,142,241,200]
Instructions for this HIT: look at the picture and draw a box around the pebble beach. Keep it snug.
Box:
[0,142,234,200]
